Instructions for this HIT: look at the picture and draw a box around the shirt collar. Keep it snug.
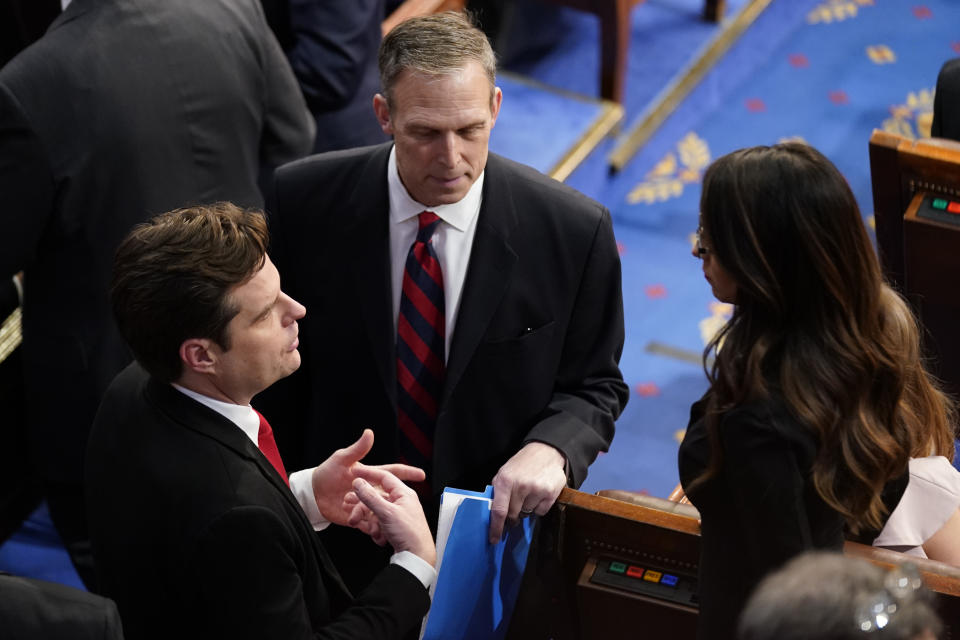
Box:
[171,384,260,446]
[387,145,484,232]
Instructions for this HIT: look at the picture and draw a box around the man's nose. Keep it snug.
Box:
[437,132,459,167]
[283,294,306,323]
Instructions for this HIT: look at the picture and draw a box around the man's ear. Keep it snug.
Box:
[489,86,503,127]
[179,338,217,374]
[373,93,393,135]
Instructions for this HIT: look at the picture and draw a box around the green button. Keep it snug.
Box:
[932,198,948,210]
[609,561,627,574]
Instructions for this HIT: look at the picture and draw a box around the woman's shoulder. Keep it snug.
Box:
[873,456,960,550]
[908,456,960,494]
[718,397,816,452]
[720,396,802,430]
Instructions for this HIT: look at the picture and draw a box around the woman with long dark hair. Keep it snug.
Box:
[678,142,956,640]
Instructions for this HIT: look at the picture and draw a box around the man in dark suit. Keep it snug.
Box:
[86,204,435,639]
[933,58,960,141]
[0,572,124,639]
[0,0,314,585]
[264,11,628,591]
[260,0,389,152]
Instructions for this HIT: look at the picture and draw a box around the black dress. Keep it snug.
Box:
[678,396,846,640]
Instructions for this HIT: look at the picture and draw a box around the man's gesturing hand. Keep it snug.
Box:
[311,429,425,527]
[350,466,437,567]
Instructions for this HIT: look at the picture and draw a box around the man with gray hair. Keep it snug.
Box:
[263,10,628,592]
[739,552,941,640]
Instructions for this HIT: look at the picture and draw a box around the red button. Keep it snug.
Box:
[947,201,960,214]
[626,566,645,579]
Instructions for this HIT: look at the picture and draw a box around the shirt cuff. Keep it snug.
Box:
[288,468,330,531]
[390,550,436,591]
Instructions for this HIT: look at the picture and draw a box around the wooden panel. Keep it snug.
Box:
[508,488,960,639]
[903,192,960,399]
[868,130,960,397]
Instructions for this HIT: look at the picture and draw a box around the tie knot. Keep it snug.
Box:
[417,211,441,241]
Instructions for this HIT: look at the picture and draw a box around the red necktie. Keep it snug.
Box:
[396,211,445,478]
[254,410,288,486]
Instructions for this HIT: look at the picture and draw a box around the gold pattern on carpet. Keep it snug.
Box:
[626,133,710,205]
[807,0,874,25]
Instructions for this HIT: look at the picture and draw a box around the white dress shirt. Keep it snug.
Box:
[171,384,435,589]
[388,146,483,359]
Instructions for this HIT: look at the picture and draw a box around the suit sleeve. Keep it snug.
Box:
[0,574,124,640]
[192,505,429,640]
[255,2,315,171]
[720,409,815,580]
[0,81,55,278]
[285,0,381,112]
[525,208,629,487]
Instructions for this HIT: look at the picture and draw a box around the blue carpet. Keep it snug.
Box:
[500,0,749,115]
[490,73,611,174]
[491,0,749,174]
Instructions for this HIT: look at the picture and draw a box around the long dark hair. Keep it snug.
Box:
[694,143,955,533]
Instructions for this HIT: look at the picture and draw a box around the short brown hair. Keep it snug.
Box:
[111,203,268,382]
[379,11,497,106]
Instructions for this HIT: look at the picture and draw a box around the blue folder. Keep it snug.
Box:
[421,486,536,640]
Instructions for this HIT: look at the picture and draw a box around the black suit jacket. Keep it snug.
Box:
[0,0,313,493]
[933,58,960,141]
[86,363,430,640]
[262,143,628,584]
[266,143,627,488]
[260,0,388,152]
[678,396,908,640]
[0,572,124,640]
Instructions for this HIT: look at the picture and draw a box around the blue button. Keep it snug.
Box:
[661,574,679,587]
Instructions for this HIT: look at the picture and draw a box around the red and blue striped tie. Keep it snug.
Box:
[396,211,445,477]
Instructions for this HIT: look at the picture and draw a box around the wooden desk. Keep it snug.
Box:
[868,130,960,398]
[507,488,960,639]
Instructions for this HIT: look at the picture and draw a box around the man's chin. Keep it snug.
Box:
[278,354,302,381]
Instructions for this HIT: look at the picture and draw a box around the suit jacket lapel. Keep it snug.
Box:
[145,376,355,600]
[442,155,518,406]
[342,145,396,409]
[146,378,305,522]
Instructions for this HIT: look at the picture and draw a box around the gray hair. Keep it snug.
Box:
[738,552,942,640]
[378,11,497,106]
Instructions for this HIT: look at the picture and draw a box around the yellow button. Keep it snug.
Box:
[643,570,662,583]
